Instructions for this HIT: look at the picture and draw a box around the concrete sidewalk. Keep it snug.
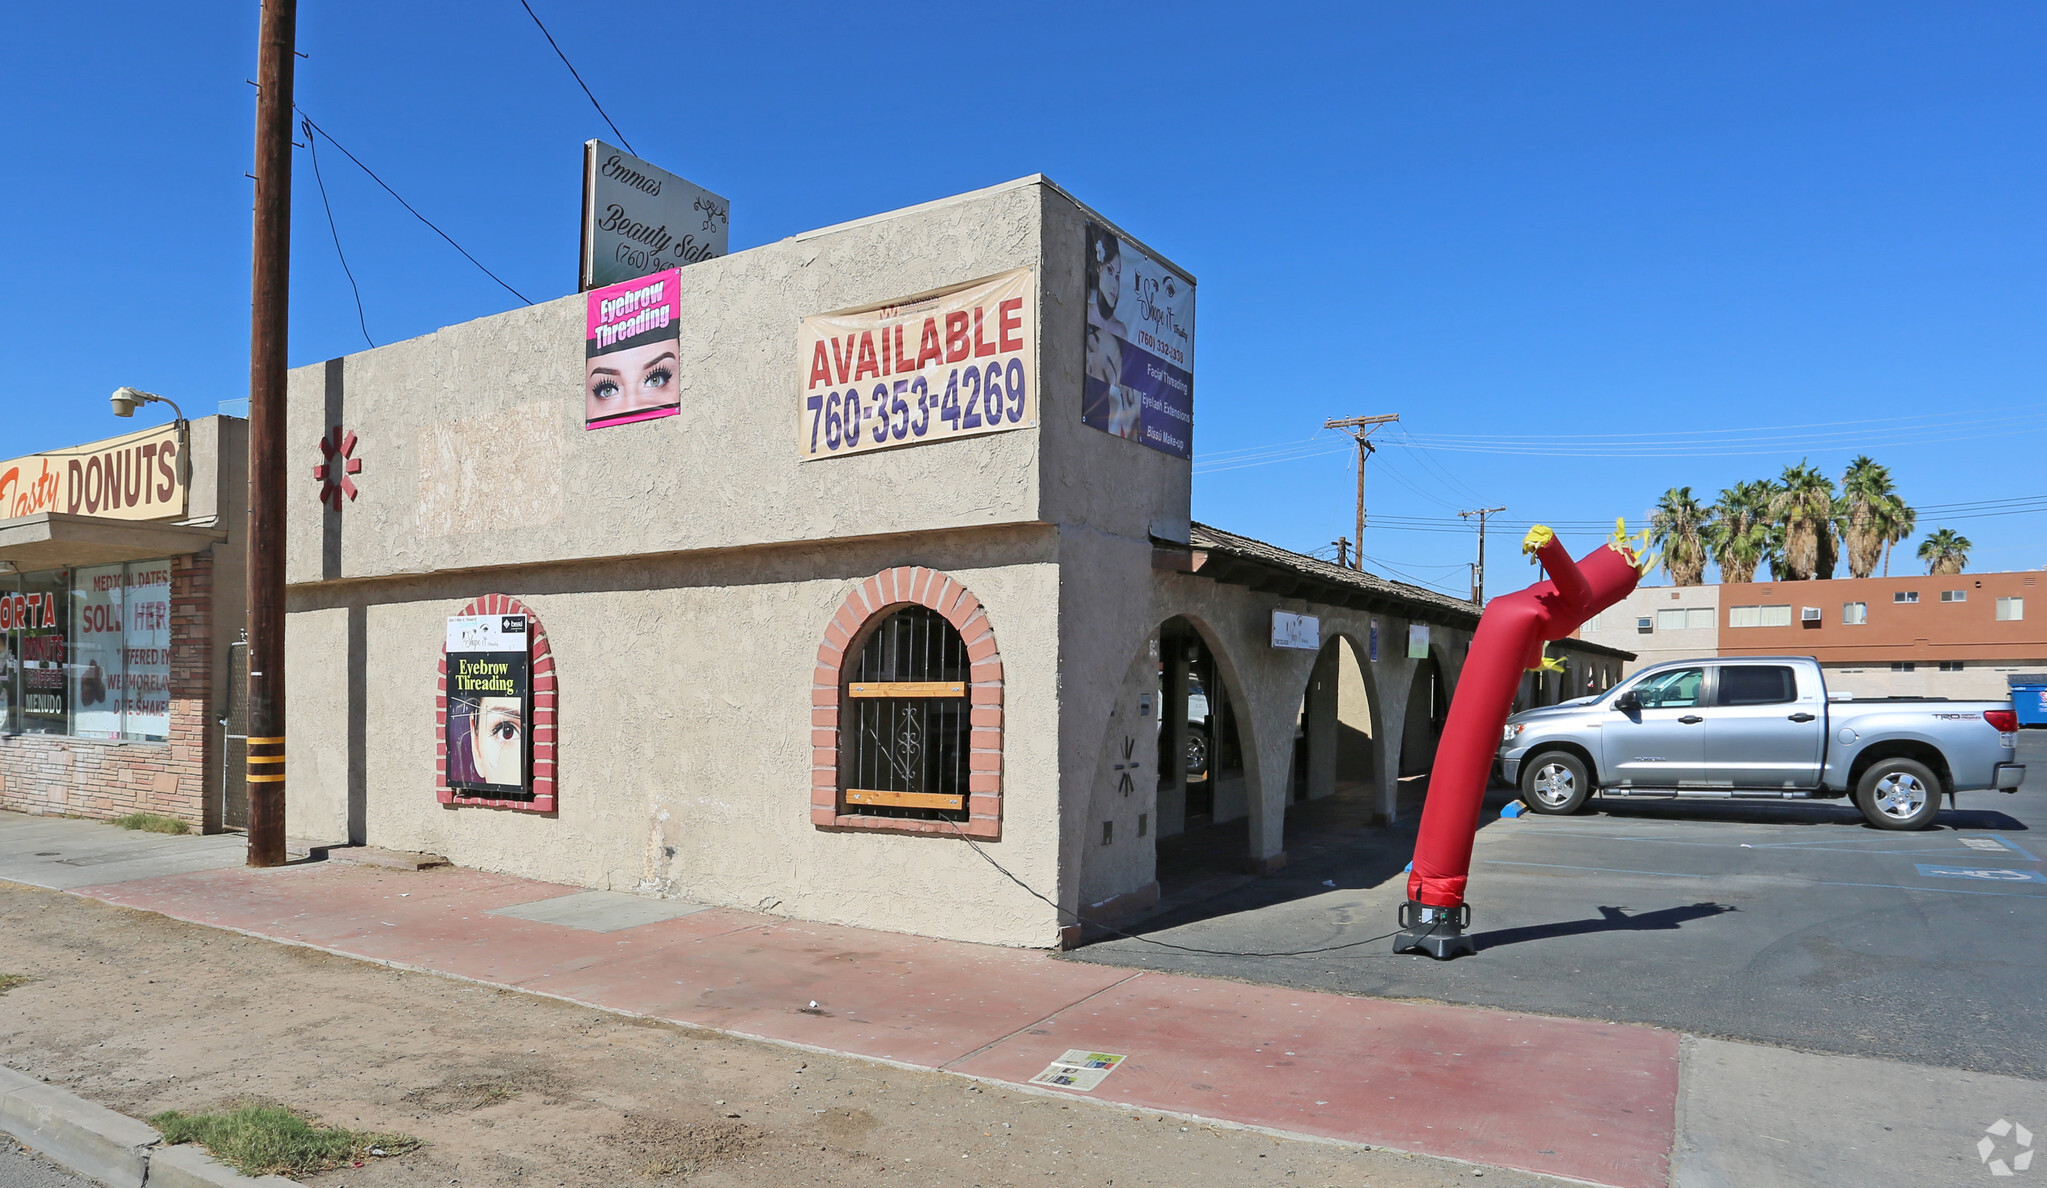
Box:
[7,813,2043,1187]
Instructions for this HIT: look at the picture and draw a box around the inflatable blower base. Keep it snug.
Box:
[1393,900,1475,960]
[1392,522,1651,961]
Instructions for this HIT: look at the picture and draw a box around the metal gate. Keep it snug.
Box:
[221,637,249,830]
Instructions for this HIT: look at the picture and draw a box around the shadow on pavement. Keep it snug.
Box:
[1473,901,1738,951]
[1587,797,2029,832]
[1079,779,1523,945]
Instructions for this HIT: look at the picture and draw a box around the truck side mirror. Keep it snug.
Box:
[1614,691,1642,713]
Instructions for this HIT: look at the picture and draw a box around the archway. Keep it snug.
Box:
[1155,616,1249,836]
[1396,646,1449,820]
[1288,635,1379,804]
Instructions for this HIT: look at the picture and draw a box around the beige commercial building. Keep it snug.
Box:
[278,176,1627,949]
[1579,572,2045,699]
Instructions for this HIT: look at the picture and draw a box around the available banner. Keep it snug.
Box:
[799,269,1035,460]
[585,269,682,430]
[1083,221,1195,459]
[580,141,729,291]
[445,614,531,799]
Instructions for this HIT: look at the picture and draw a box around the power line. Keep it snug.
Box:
[295,111,533,306]
[301,116,372,348]
[516,0,636,155]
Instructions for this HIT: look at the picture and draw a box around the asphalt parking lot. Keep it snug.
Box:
[1071,734,2047,1080]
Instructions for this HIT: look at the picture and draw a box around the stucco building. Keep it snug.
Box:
[277,176,1627,948]
[1578,572,2045,698]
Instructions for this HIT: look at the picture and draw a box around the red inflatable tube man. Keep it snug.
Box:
[1395,521,1653,959]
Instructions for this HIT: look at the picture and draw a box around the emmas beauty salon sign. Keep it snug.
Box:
[0,423,186,522]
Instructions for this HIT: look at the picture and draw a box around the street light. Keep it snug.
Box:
[110,386,185,422]
[108,386,190,502]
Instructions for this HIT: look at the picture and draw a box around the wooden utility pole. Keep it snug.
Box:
[1323,414,1399,570]
[1332,537,1350,569]
[245,0,296,867]
[1459,506,1507,605]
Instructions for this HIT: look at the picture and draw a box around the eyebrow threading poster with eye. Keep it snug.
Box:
[445,613,531,800]
[585,268,683,430]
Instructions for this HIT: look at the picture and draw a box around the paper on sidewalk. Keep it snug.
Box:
[1029,1050,1127,1092]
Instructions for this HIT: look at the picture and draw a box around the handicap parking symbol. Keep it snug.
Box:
[1915,863,2047,884]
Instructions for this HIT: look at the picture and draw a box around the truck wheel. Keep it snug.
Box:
[1854,758,1943,830]
[1522,752,1591,815]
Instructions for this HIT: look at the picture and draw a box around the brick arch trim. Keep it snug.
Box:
[811,566,1002,839]
[437,594,557,813]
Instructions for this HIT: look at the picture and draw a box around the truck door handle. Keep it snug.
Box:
[1679,715,1704,724]
[1788,712,1815,723]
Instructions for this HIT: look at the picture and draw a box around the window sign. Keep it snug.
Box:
[1082,221,1194,458]
[445,614,531,800]
[1,569,68,734]
[124,563,172,740]
[70,564,125,739]
[1,562,169,741]
[799,270,1035,460]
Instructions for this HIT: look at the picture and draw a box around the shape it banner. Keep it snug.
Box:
[799,269,1035,460]
[1083,221,1194,459]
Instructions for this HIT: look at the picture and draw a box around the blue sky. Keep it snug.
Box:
[3,2,2042,596]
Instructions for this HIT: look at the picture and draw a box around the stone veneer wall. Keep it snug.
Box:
[0,550,214,828]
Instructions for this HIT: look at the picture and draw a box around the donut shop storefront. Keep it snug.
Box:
[0,416,247,830]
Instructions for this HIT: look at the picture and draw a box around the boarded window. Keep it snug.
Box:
[840,606,970,822]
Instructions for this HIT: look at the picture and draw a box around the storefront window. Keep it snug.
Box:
[0,561,172,741]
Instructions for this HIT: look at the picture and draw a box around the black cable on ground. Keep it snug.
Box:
[939,817,1432,959]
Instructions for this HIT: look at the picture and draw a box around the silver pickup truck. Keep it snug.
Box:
[1499,655,2024,830]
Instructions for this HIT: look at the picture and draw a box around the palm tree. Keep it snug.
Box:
[1837,456,1895,580]
[1770,461,1838,580]
[1651,487,1712,585]
[1704,480,1775,583]
[1882,496,1916,577]
[1917,527,1971,575]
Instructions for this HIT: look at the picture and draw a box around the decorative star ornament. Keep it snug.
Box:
[313,426,361,510]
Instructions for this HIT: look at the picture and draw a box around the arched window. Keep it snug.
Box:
[840,606,970,822]
[810,565,1003,839]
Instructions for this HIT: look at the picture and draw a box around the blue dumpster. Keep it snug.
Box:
[2008,674,2047,727]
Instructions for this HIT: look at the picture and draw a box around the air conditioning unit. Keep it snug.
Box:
[1801,607,1822,622]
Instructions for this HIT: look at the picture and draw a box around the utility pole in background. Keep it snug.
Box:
[1459,506,1507,606]
[1324,414,1399,570]
[245,0,297,868]
[1332,537,1350,569]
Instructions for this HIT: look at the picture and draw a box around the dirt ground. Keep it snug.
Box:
[0,883,1567,1187]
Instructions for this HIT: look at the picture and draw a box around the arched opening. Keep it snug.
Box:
[1155,617,1247,835]
[1287,635,1377,804]
[1397,647,1449,820]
